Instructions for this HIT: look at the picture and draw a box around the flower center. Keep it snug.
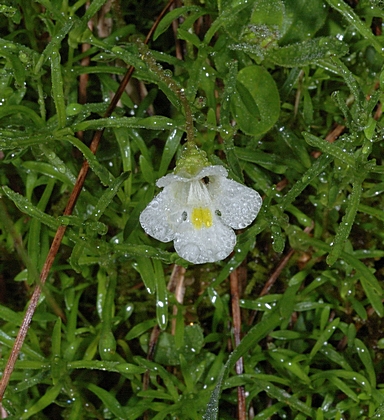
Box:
[191,207,212,229]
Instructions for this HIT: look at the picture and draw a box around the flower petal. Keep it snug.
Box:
[157,165,228,187]
[212,178,262,229]
[139,190,177,242]
[197,165,228,179]
[173,217,236,264]
[157,173,187,188]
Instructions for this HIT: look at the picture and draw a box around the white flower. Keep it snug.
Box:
[139,164,262,264]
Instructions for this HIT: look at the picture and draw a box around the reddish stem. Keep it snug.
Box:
[230,269,247,420]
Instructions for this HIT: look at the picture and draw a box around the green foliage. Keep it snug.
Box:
[0,0,384,418]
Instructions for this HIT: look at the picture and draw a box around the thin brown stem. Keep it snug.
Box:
[248,224,314,326]
[77,1,92,143]
[0,0,176,404]
[171,0,183,61]
[169,264,186,335]
[230,269,246,420]
[143,264,185,420]
[259,249,295,298]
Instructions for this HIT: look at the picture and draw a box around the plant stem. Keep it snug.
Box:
[230,269,246,420]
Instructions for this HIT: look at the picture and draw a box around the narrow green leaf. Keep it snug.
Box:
[320,344,352,371]
[65,290,83,344]
[372,403,384,419]
[349,296,367,320]
[0,304,23,325]
[125,319,158,341]
[51,317,62,357]
[22,161,75,185]
[312,370,372,395]
[124,186,154,241]
[68,398,83,420]
[137,390,175,400]
[287,229,384,316]
[0,105,44,127]
[204,0,251,44]
[354,338,376,388]
[114,243,180,264]
[329,57,366,110]
[309,318,340,359]
[158,129,183,177]
[252,403,286,420]
[2,186,60,231]
[91,171,130,221]
[235,148,287,174]
[178,27,202,48]
[99,270,117,361]
[1,50,25,88]
[140,154,156,184]
[88,383,127,419]
[73,116,176,132]
[358,203,384,222]
[180,354,194,393]
[267,37,348,67]
[50,48,66,128]
[39,143,77,184]
[136,357,180,401]
[21,382,62,419]
[303,132,355,167]
[203,363,227,420]
[0,133,40,150]
[329,376,358,401]
[275,126,311,169]
[154,259,168,330]
[134,257,156,294]
[279,153,333,209]
[58,134,115,186]
[68,0,106,47]
[68,360,146,374]
[260,380,315,417]
[153,6,202,40]
[35,17,75,72]
[325,0,383,54]
[327,175,363,265]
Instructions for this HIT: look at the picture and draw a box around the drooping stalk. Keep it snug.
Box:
[136,38,196,146]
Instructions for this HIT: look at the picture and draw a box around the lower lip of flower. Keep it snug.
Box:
[191,207,213,229]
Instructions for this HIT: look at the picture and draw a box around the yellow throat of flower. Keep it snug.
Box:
[192,207,212,229]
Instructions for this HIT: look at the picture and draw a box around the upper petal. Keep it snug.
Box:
[157,173,188,188]
[173,216,236,264]
[197,165,228,179]
[139,189,178,242]
[157,165,228,188]
[211,178,262,229]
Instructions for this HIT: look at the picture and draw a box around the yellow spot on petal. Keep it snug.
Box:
[192,207,212,229]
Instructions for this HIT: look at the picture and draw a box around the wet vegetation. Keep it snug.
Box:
[1,0,384,418]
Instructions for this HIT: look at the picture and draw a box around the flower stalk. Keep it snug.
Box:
[136,38,195,145]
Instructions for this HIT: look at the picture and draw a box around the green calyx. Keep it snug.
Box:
[174,144,210,177]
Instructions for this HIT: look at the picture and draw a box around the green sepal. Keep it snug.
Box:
[174,143,211,177]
